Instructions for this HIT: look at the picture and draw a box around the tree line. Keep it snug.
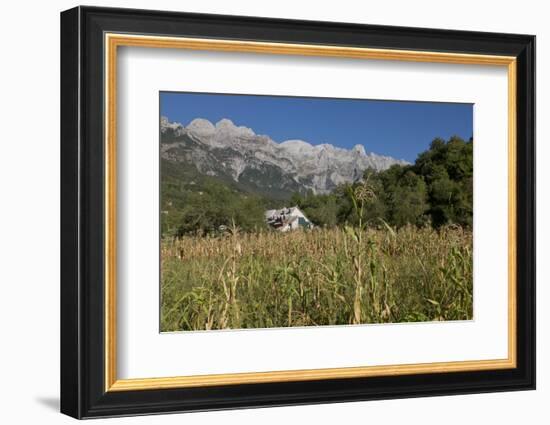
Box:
[291,136,473,229]
[161,136,472,236]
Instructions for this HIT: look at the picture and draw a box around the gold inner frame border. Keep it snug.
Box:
[104,33,517,392]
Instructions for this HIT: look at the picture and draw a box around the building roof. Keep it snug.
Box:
[265,206,312,227]
[264,209,277,218]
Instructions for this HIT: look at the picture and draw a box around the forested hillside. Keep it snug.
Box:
[161,136,473,236]
[292,136,473,229]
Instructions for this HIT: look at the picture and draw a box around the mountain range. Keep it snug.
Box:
[160,116,408,199]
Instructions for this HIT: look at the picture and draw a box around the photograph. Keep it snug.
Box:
[159,92,474,332]
[57,5,536,419]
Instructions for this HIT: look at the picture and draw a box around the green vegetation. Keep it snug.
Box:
[161,160,274,236]
[291,136,473,229]
[161,224,472,331]
[160,136,473,331]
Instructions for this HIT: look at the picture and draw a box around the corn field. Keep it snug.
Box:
[160,224,473,332]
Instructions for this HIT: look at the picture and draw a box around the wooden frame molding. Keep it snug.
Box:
[104,33,518,392]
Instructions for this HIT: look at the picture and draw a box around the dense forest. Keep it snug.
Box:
[161,136,473,237]
[292,135,473,229]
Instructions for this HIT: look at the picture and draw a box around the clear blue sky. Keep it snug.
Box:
[160,91,472,163]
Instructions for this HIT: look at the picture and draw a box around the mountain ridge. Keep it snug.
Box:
[160,116,409,198]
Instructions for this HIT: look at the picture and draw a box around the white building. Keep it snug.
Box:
[265,206,313,232]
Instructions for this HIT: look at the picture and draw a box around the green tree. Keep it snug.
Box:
[386,170,429,227]
[413,136,473,227]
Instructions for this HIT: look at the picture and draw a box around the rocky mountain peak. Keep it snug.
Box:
[160,116,409,196]
[352,144,367,156]
[215,118,256,138]
[160,116,183,133]
[215,118,235,129]
[187,118,216,136]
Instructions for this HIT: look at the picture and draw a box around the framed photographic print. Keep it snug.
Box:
[60,6,535,419]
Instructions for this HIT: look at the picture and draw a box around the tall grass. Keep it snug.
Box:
[160,224,472,332]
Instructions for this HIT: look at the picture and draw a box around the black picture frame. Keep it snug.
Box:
[61,5,535,419]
